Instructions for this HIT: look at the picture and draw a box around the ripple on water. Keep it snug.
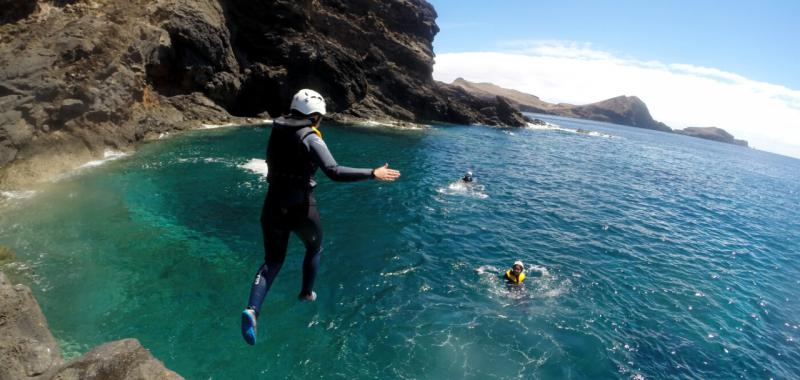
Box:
[1,121,798,379]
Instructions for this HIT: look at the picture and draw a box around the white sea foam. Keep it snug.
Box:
[200,119,272,129]
[200,123,237,130]
[527,121,613,138]
[382,266,419,277]
[238,159,269,178]
[528,264,550,278]
[437,180,489,199]
[0,190,37,203]
[474,265,500,275]
[79,150,128,168]
[354,120,429,130]
[203,157,228,164]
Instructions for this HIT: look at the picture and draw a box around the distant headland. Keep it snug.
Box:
[451,78,749,147]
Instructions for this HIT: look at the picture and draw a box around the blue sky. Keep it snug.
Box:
[428,0,799,89]
[427,0,800,158]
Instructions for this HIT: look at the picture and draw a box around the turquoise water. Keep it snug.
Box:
[1,116,799,379]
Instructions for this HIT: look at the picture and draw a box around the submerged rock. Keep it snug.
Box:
[0,272,182,379]
[0,246,14,265]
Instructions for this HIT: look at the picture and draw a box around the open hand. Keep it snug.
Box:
[373,163,401,182]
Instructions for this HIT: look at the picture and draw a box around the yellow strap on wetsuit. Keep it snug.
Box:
[312,126,322,139]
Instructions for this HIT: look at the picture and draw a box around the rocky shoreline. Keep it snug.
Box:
[0,271,182,379]
[0,0,529,188]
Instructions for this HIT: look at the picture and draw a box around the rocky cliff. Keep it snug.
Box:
[676,127,748,147]
[0,0,527,186]
[0,272,182,380]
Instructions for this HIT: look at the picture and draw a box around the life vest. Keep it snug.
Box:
[505,270,525,284]
[266,118,320,188]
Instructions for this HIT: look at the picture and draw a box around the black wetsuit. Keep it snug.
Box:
[247,116,374,313]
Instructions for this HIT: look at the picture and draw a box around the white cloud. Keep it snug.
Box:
[433,41,800,158]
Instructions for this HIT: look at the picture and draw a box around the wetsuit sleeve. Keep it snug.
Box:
[304,134,374,182]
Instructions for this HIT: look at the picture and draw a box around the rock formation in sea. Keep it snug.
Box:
[0,271,183,379]
[452,78,749,146]
[0,0,527,186]
[675,127,748,147]
[452,78,670,132]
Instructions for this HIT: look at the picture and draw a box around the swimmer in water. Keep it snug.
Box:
[504,261,526,285]
[462,171,474,183]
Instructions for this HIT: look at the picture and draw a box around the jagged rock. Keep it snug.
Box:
[494,96,528,126]
[57,99,86,120]
[0,0,37,25]
[44,339,182,380]
[0,272,63,380]
[0,272,183,379]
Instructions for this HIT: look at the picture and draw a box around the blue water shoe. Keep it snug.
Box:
[241,308,257,345]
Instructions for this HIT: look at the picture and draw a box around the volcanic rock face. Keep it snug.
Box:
[0,272,182,380]
[0,0,526,186]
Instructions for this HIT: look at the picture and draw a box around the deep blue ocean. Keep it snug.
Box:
[0,115,798,379]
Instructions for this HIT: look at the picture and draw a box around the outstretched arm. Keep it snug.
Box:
[305,134,376,182]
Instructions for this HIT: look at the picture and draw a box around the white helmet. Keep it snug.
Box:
[290,89,327,116]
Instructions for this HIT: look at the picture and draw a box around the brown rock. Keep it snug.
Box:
[45,339,183,380]
[0,272,184,379]
[0,0,37,25]
[0,272,63,380]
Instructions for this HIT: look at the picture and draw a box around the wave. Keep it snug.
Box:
[527,121,613,138]
[199,119,272,130]
[0,190,37,200]
[79,150,128,168]
[237,159,269,178]
[0,190,38,207]
[473,263,565,301]
[352,119,429,130]
[436,180,489,199]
